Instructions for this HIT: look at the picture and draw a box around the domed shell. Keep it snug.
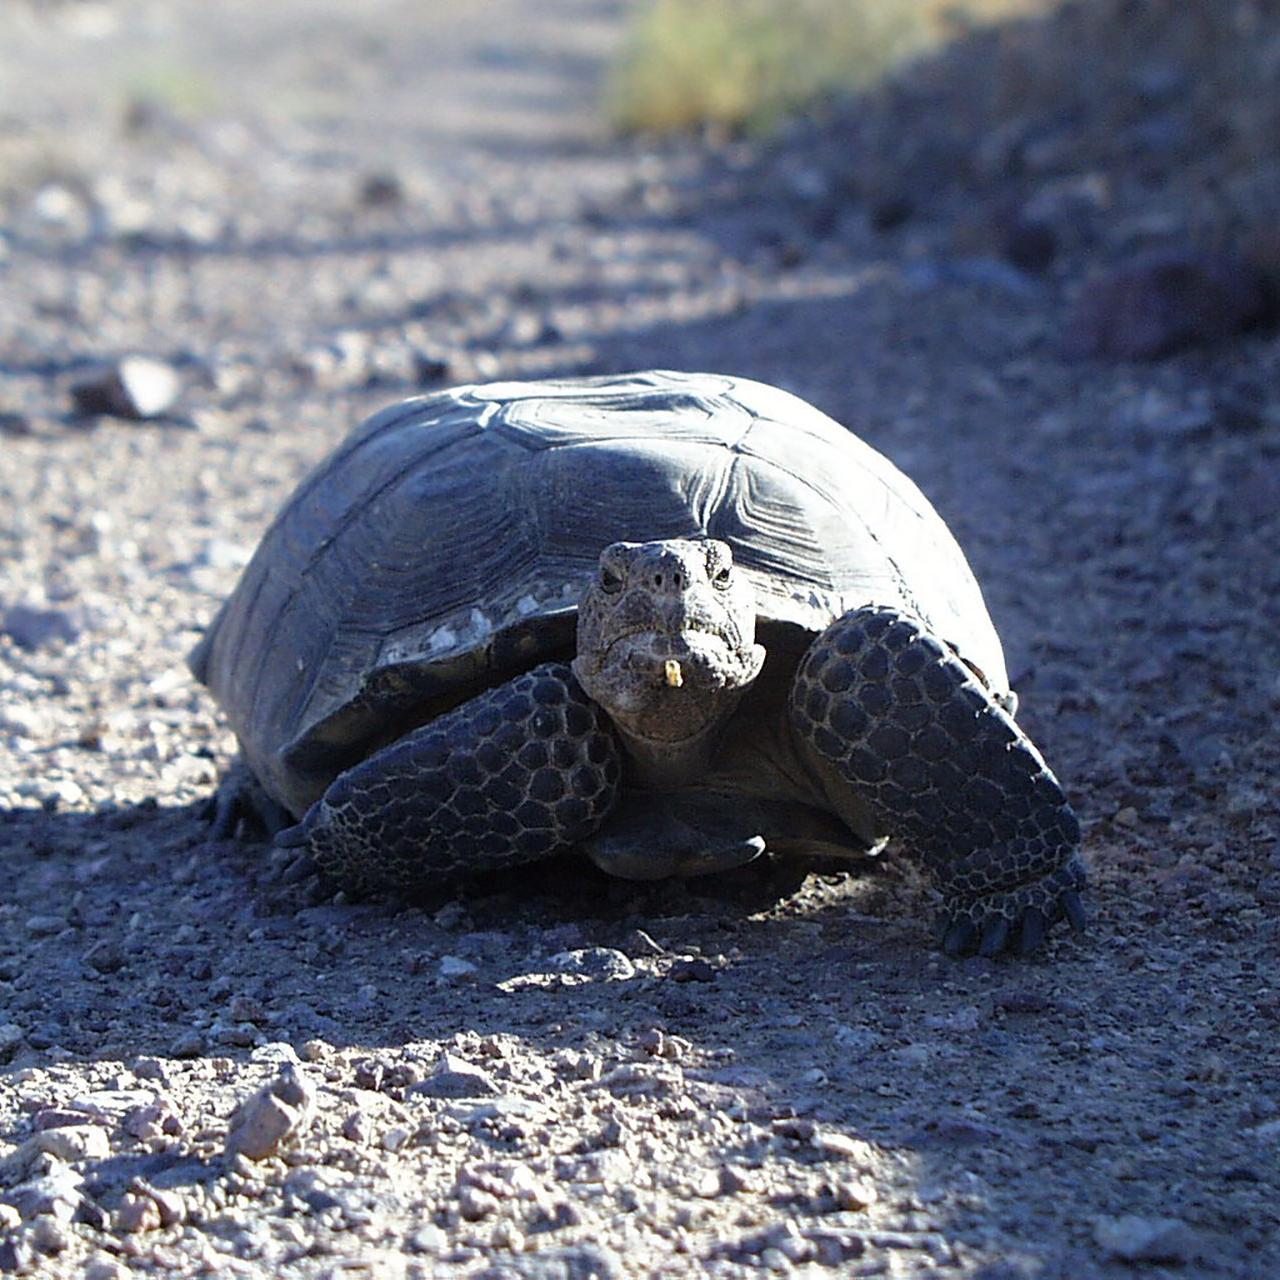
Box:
[191,371,1009,816]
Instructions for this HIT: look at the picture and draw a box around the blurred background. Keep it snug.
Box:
[1,0,1276,428]
[1,4,1278,1277]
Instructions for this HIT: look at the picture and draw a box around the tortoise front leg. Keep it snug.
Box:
[789,606,1086,956]
[276,663,621,895]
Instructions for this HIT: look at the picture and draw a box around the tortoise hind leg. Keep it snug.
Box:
[789,605,1087,957]
[275,662,621,896]
[203,757,294,840]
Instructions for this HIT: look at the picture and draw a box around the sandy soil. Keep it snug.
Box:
[1,1,1277,1276]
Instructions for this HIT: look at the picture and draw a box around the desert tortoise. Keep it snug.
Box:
[191,370,1086,956]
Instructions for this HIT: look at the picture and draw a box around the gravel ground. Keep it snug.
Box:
[1,1,1278,1276]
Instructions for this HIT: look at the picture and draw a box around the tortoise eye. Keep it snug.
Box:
[709,557,732,590]
[600,566,624,594]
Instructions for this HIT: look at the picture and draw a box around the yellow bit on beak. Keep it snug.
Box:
[663,658,683,688]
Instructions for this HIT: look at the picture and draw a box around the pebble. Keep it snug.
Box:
[29,1216,69,1255]
[170,1030,206,1058]
[812,1131,875,1164]
[115,1192,161,1234]
[382,1125,413,1153]
[299,1039,331,1063]
[410,1052,499,1099]
[1001,215,1058,273]
[0,604,80,652]
[70,356,181,420]
[406,1223,448,1253]
[136,1182,185,1227]
[84,1258,131,1280]
[24,914,66,937]
[82,940,125,973]
[1094,1214,1197,1263]
[0,1237,34,1273]
[670,957,716,983]
[549,947,636,982]
[225,1064,317,1161]
[2,1163,84,1222]
[20,1125,110,1165]
[0,1024,25,1061]
[341,1112,370,1144]
[439,955,478,979]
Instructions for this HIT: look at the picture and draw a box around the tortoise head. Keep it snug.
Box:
[572,539,766,777]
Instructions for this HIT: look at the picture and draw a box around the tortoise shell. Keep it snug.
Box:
[191,371,1008,816]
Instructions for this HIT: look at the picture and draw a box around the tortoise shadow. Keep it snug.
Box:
[0,795,903,1065]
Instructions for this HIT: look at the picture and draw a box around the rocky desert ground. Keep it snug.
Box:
[0,0,1277,1276]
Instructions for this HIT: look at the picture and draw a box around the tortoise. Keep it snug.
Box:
[191,370,1086,956]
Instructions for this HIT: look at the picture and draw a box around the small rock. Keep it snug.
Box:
[438,955,478,980]
[1062,250,1271,360]
[122,1099,183,1140]
[341,1112,370,1144]
[134,1183,184,1228]
[70,356,180,420]
[0,1023,25,1061]
[82,940,125,974]
[549,947,636,982]
[457,1184,498,1221]
[0,1236,34,1273]
[406,1222,447,1253]
[412,352,452,386]
[29,1216,68,1255]
[212,1019,258,1048]
[84,1257,130,1280]
[1,605,80,652]
[812,1131,875,1163]
[24,1107,73,1135]
[1002,215,1058,273]
[805,1228,866,1266]
[115,1193,160,1234]
[670,957,715,983]
[0,411,33,436]
[299,1039,331,1063]
[357,171,404,207]
[1094,1214,1197,1263]
[21,1125,110,1165]
[410,1052,499,1099]
[2,1164,84,1222]
[832,1177,879,1210]
[381,1125,412,1153]
[24,915,66,937]
[169,1030,205,1058]
[225,1064,316,1161]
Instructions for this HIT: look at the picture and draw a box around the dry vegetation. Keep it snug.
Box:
[608,0,1047,133]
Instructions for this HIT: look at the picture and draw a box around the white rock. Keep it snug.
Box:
[438,955,477,978]
[1094,1214,1197,1263]
[23,1126,110,1165]
[225,1065,316,1161]
[411,1052,498,1099]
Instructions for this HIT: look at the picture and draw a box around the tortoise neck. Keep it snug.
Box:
[610,695,745,790]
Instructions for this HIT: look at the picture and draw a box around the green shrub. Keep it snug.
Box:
[609,0,1043,134]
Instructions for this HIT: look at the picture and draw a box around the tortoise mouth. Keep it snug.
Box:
[597,626,752,687]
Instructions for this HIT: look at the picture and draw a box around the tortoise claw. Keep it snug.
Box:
[943,920,978,957]
[1062,889,1087,933]
[978,917,1010,957]
[274,822,309,849]
[1017,907,1047,955]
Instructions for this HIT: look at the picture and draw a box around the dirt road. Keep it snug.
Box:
[1,1,1277,1276]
